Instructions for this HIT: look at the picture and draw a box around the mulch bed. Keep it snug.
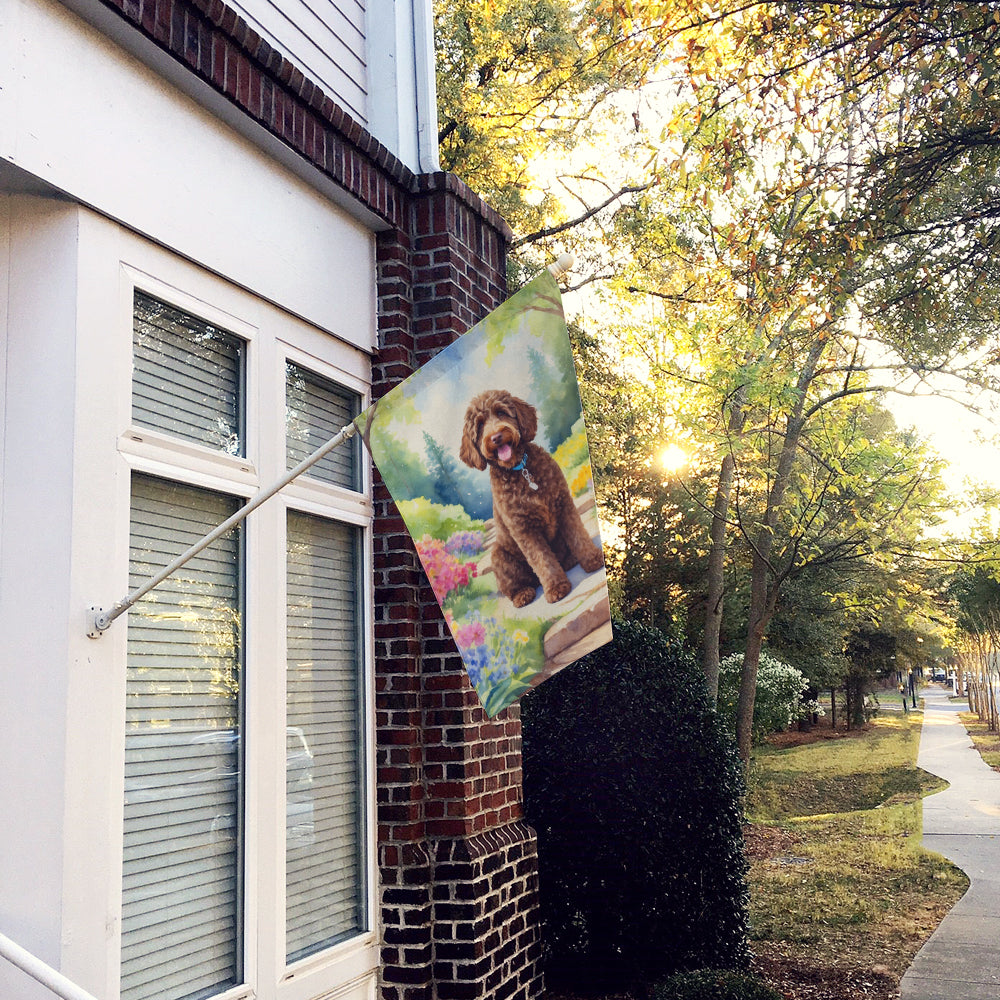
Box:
[752,949,898,1000]
[766,714,874,750]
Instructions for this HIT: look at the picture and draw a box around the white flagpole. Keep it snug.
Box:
[88,254,574,638]
[87,423,357,637]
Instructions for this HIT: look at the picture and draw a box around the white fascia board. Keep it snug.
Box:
[1,0,377,352]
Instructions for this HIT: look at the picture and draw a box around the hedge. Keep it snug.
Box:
[654,970,783,1000]
[522,619,750,989]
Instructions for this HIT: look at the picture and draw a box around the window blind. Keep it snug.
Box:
[285,511,366,962]
[133,291,245,456]
[285,362,360,490]
[122,474,244,1000]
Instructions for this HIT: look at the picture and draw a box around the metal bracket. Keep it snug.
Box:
[84,421,357,637]
[86,606,109,639]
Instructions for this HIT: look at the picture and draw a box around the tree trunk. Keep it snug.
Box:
[735,424,809,764]
[736,548,776,765]
[734,344,821,770]
[702,397,746,708]
[703,451,737,707]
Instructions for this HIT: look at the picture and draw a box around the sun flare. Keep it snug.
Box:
[658,443,689,472]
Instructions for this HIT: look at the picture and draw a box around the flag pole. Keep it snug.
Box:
[88,253,574,637]
[87,422,357,637]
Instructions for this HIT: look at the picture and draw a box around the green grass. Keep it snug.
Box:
[747,713,967,979]
[749,713,944,820]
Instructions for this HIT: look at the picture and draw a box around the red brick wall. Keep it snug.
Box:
[96,2,543,997]
[373,185,541,1000]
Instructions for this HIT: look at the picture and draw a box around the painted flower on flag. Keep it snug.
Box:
[445,531,486,557]
[415,536,478,604]
[449,613,527,693]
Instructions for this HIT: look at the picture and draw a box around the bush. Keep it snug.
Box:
[718,651,808,744]
[522,620,750,989]
[653,970,783,1000]
[396,497,484,542]
[551,414,590,470]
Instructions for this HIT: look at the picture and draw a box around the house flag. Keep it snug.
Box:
[355,270,613,717]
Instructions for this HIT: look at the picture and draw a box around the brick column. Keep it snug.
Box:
[373,176,542,1000]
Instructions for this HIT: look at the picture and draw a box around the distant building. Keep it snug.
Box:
[0,3,541,1000]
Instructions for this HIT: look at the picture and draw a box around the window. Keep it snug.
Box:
[286,361,361,490]
[285,512,365,961]
[121,285,372,1000]
[133,291,245,456]
[123,476,244,1000]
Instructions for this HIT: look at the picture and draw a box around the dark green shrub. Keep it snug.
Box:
[522,619,750,989]
[654,970,783,1000]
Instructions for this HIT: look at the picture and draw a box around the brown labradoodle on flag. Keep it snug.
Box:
[459,389,604,608]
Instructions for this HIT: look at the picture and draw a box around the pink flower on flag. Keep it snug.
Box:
[415,536,478,604]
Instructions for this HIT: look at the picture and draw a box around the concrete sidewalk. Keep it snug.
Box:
[900,688,1000,1000]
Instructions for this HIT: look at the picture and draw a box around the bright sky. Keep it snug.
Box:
[888,390,1000,536]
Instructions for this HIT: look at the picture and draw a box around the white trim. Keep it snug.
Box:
[281,482,372,524]
[124,264,262,345]
[4,0,380,341]
[117,233,377,1000]
[117,431,259,486]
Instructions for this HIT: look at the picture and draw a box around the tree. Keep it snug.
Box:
[434,0,670,266]
[434,0,1000,766]
[422,430,466,508]
[844,628,896,728]
[527,346,580,449]
[949,563,1000,731]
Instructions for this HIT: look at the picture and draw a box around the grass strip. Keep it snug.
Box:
[958,711,1000,771]
[746,712,967,984]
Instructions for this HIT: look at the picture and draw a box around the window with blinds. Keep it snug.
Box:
[133,291,245,456]
[285,362,361,490]
[285,511,366,962]
[121,283,371,998]
[122,474,244,1000]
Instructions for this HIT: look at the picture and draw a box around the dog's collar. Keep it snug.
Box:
[508,454,539,491]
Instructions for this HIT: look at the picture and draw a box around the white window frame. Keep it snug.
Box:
[114,260,378,1000]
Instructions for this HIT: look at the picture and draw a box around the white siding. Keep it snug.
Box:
[232,0,368,125]
[0,197,78,1000]
[0,0,377,351]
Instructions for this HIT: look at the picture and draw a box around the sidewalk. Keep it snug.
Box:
[900,687,1000,999]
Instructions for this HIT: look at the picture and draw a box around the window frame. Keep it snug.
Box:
[115,264,377,1000]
